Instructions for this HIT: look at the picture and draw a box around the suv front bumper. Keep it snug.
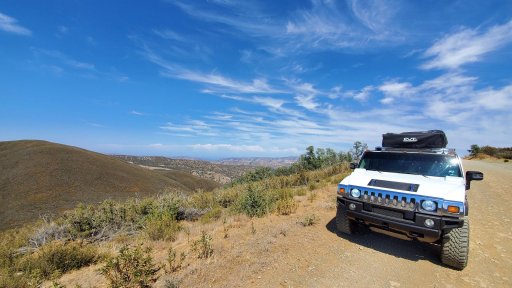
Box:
[338,197,463,243]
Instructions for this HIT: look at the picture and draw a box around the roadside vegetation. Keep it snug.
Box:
[468,144,512,160]
[0,144,360,287]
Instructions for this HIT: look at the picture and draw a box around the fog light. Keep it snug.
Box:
[348,203,356,210]
[424,219,435,228]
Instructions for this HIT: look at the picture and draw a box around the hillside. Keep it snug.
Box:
[0,140,219,230]
[114,155,255,184]
[40,160,511,288]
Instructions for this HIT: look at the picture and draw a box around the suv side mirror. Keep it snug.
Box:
[349,163,358,170]
[465,170,484,190]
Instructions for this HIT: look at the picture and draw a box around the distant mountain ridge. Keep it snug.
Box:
[0,140,220,230]
[213,156,298,168]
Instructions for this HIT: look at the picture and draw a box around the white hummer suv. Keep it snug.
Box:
[336,131,483,270]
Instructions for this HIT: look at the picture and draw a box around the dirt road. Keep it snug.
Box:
[56,160,512,287]
[173,160,512,288]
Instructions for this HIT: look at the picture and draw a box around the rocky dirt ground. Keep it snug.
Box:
[53,160,512,288]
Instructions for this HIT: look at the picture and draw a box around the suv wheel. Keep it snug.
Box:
[441,217,469,270]
[336,203,356,235]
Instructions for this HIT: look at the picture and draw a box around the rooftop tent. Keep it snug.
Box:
[382,130,448,149]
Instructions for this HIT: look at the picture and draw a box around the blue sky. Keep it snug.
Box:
[1,0,511,158]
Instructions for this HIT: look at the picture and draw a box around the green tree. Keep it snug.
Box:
[351,141,368,161]
[299,146,321,170]
[468,144,480,157]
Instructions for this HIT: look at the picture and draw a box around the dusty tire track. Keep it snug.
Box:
[186,160,512,288]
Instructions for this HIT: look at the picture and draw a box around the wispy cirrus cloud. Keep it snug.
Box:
[130,110,145,116]
[142,48,283,94]
[0,11,31,36]
[344,85,374,102]
[30,48,129,81]
[169,0,405,55]
[152,29,187,42]
[285,0,403,50]
[170,1,279,38]
[32,48,95,70]
[160,120,218,137]
[422,19,512,70]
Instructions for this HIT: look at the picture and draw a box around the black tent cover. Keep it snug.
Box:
[382,130,448,149]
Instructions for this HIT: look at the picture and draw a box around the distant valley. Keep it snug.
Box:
[0,140,297,230]
[113,155,257,184]
[212,156,298,168]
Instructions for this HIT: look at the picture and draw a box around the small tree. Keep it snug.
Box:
[468,144,480,157]
[299,146,321,170]
[351,141,368,161]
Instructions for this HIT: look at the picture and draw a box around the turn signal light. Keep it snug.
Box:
[447,206,460,213]
[338,188,345,194]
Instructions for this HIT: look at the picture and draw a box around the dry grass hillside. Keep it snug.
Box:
[0,140,220,230]
[114,155,255,184]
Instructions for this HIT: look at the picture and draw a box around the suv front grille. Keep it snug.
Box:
[338,184,465,217]
[360,189,417,211]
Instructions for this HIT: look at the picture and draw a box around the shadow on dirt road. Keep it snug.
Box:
[325,217,443,266]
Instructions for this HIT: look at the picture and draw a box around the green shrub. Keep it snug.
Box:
[480,145,498,157]
[236,185,270,218]
[215,187,240,208]
[144,213,181,241]
[274,188,294,200]
[191,231,213,259]
[275,198,298,215]
[188,191,217,210]
[200,207,222,224]
[19,241,98,279]
[100,244,159,288]
[61,195,182,241]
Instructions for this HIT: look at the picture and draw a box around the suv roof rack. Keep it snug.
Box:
[375,147,457,155]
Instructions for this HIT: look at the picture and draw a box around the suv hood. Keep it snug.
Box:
[340,168,466,203]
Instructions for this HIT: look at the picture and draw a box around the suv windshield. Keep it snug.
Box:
[359,151,462,177]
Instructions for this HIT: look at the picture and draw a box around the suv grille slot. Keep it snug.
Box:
[359,189,421,211]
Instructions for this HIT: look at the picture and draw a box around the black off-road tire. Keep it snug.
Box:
[441,217,470,270]
[336,204,356,235]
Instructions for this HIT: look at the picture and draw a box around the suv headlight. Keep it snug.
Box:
[350,188,361,198]
[421,200,437,211]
